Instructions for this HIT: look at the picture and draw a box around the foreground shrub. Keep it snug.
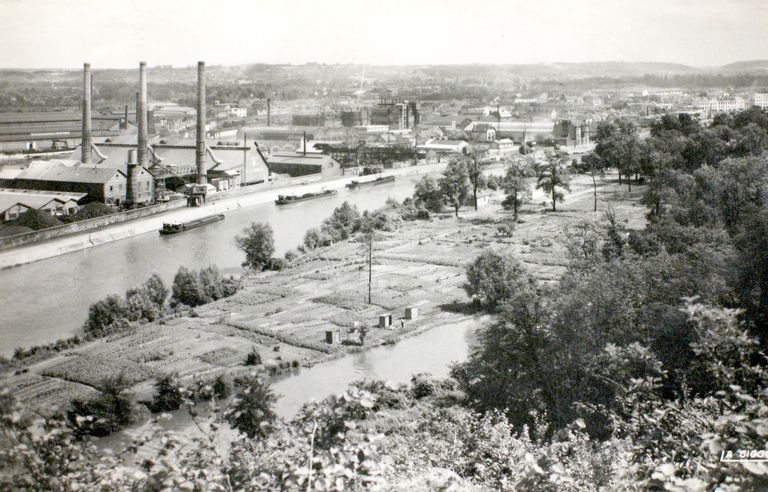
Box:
[149,373,183,413]
[225,374,277,439]
[66,374,136,437]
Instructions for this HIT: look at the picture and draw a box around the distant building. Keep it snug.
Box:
[416,139,468,155]
[341,109,369,127]
[2,160,134,205]
[0,111,136,152]
[292,114,326,126]
[695,97,747,112]
[151,140,269,190]
[0,188,87,222]
[463,120,555,142]
[369,100,419,130]
[753,93,768,109]
[465,123,497,142]
[266,152,342,177]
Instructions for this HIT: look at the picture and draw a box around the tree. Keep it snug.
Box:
[171,266,206,307]
[321,201,361,241]
[225,374,277,439]
[463,150,488,211]
[413,175,444,213]
[438,159,471,217]
[536,154,571,212]
[580,153,605,212]
[593,120,643,189]
[464,249,530,311]
[501,159,532,220]
[302,227,331,251]
[83,295,129,337]
[235,222,275,270]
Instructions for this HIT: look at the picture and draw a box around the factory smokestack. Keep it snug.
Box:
[123,105,129,129]
[137,62,148,170]
[81,63,92,163]
[267,98,271,127]
[126,149,139,206]
[196,61,207,185]
[126,62,148,207]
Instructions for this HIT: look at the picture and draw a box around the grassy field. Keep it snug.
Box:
[3,171,645,414]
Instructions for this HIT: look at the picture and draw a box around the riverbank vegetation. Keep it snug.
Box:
[3,106,766,489]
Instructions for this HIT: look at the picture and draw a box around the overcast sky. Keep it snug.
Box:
[0,0,766,69]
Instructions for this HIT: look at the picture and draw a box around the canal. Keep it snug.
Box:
[0,172,445,356]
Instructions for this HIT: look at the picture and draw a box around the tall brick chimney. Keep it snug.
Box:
[137,62,148,170]
[81,63,92,163]
[196,61,207,185]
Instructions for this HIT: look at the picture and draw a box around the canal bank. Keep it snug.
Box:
[0,162,449,270]
[0,164,461,356]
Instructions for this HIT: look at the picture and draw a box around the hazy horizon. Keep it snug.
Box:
[0,0,766,70]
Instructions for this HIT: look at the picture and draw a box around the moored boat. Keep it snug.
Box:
[275,189,337,205]
[345,175,396,189]
[159,214,225,235]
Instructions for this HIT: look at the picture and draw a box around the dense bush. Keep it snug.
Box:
[72,202,114,221]
[83,295,130,338]
[66,374,136,437]
[149,373,183,413]
[413,175,444,213]
[171,265,240,307]
[463,248,530,310]
[244,347,262,366]
[14,209,62,230]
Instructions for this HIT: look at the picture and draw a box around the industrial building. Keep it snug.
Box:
[266,152,342,177]
[0,111,136,153]
[463,120,555,143]
[1,160,141,205]
[340,109,369,127]
[0,188,87,222]
[369,100,420,130]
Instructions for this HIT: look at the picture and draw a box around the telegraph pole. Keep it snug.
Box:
[367,231,372,304]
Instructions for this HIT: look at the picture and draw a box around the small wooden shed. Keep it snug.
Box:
[325,329,341,344]
[378,313,393,328]
[405,306,419,320]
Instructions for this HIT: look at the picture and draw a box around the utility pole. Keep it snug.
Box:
[367,231,372,304]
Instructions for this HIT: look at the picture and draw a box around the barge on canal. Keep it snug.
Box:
[345,175,396,189]
[159,214,225,235]
[275,189,337,205]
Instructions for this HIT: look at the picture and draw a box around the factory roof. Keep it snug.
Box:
[0,188,87,213]
[267,152,340,167]
[11,161,125,184]
[416,139,469,152]
[464,120,555,133]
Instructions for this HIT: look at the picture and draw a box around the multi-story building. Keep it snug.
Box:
[695,97,747,112]
[369,100,419,130]
[753,93,768,109]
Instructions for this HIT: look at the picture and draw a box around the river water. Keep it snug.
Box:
[0,172,447,356]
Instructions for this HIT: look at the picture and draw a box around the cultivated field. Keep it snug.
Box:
[3,171,645,413]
